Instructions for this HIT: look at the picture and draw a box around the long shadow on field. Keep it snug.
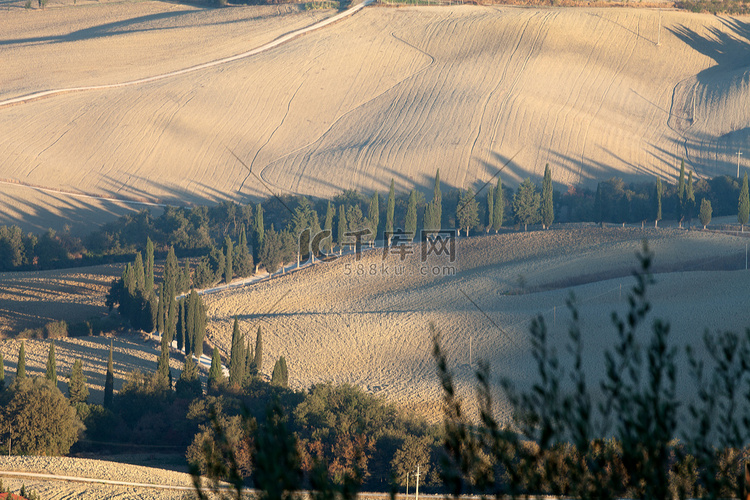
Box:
[0,9,202,46]
[668,17,750,82]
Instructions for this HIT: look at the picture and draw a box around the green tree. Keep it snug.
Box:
[700,198,712,229]
[738,172,749,231]
[594,182,604,225]
[0,353,5,392]
[541,164,554,229]
[386,179,396,242]
[391,435,434,487]
[45,341,57,385]
[229,317,245,387]
[145,237,155,293]
[17,341,26,380]
[254,326,263,375]
[164,246,180,300]
[0,377,83,455]
[271,357,288,388]
[323,201,335,253]
[686,171,696,226]
[234,225,254,278]
[104,341,114,409]
[405,189,418,240]
[337,205,348,253]
[157,337,170,381]
[157,283,165,334]
[208,347,224,392]
[433,169,442,229]
[678,159,686,227]
[486,187,494,233]
[368,192,380,241]
[654,177,663,227]
[493,175,504,232]
[514,178,541,231]
[224,236,233,284]
[254,203,265,269]
[67,359,89,405]
[457,188,479,236]
[133,252,146,293]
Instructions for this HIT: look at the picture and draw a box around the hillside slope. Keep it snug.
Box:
[1,4,749,232]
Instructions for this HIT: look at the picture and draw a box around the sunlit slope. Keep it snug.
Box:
[203,228,750,421]
[1,5,749,230]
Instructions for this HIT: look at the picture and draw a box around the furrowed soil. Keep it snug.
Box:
[1,2,749,233]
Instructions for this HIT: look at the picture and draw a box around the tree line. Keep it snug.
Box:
[2,166,749,275]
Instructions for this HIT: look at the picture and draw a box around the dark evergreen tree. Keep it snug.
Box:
[229,317,245,387]
[17,341,26,380]
[208,246,225,284]
[457,188,480,236]
[254,203,265,267]
[67,359,89,404]
[271,357,289,388]
[423,202,437,235]
[323,201,334,253]
[686,171,696,226]
[292,198,321,262]
[157,283,165,334]
[145,237,155,293]
[104,341,114,409]
[655,177,663,227]
[487,187,494,233]
[164,246,180,300]
[176,355,202,399]
[514,178,541,231]
[177,298,186,352]
[738,172,749,232]
[193,258,214,289]
[493,175,504,232]
[405,189,418,240]
[254,326,263,375]
[700,198,712,229]
[224,236,233,284]
[208,347,224,392]
[46,341,56,385]
[368,191,380,240]
[678,159,686,227]
[180,259,191,293]
[133,252,145,293]
[433,169,443,229]
[541,164,554,229]
[0,353,4,392]
[386,179,395,242]
[157,337,170,381]
[245,337,256,380]
[337,205,347,254]
[594,182,604,225]
[234,225,254,277]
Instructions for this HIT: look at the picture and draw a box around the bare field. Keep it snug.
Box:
[1,3,749,232]
[0,263,122,334]
[203,227,750,421]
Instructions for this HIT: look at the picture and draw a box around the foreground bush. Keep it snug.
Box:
[0,377,83,455]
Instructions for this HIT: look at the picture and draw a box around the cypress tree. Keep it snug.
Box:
[405,189,417,241]
[224,236,233,284]
[433,169,442,229]
[157,283,165,334]
[338,205,347,254]
[686,171,695,226]
[271,357,288,387]
[386,179,395,242]
[678,159,686,227]
[166,297,177,346]
[157,338,170,381]
[423,203,436,235]
[541,164,554,229]
[145,237,154,293]
[17,341,26,380]
[254,326,263,375]
[46,341,57,385]
[655,177,663,228]
[245,337,255,379]
[493,175,504,232]
[738,172,749,232]
[368,191,380,240]
[0,353,4,392]
[180,259,191,293]
[177,299,185,352]
[323,201,334,253]
[229,317,245,387]
[164,247,179,300]
[176,355,202,398]
[104,341,114,409]
[133,252,145,292]
[487,187,494,233]
[208,347,224,392]
[513,179,541,232]
[594,182,604,225]
[235,225,254,277]
[254,203,265,265]
[68,359,89,404]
